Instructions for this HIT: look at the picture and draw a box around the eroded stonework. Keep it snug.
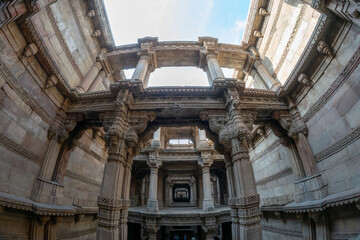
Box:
[0,0,359,240]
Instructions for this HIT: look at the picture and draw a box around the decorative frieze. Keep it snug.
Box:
[228,194,260,207]
[262,224,302,237]
[58,227,97,240]
[314,126,360,162]
[65,170,101,188]
[256,167,293,186]
[0,133,41,166]
[303,46,360,122]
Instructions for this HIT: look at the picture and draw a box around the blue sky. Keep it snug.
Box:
[103,0,250,86]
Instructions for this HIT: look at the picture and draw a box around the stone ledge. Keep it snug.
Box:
[0,191,97,216]
[260,185,360,213]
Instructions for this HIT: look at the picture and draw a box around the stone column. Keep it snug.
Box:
[202,217,217,240]
[200,151,215,212]
[31,99,73,205]
[224,156,234,204]
[97,92,132,240]
[131,55,150,87]
[250,68,269,89]
[147,152,161,212]
[206,54,225,85]
[273,99,327,203]
[151,128,161,148]
[214,88,262,240]
[254,60,280,90]
[228,136,262,240]
[78,61,102,93]
[146,217,159,240]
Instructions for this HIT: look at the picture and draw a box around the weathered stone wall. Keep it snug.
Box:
[257,0,321,84]
[63,131,106,206]
[250,129,300,206]
[0,0,109,238]
[248,0,360,239]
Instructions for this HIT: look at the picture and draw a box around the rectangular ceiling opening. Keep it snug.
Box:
[147,67,209,87]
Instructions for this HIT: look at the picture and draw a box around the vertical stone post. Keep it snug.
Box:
[200,151,215,212]
[97,90,132,240]
[250,68,269,89]
[272,101,318,177]
[273,98,327,203]
[146,217,159,240]
[202,217,217,240]
[131,55,150,83]
[206,54,225,85]
[223,88,261,239]
[254,60,280,90]
[147,152,161,212]
[200,88,262,240]
[151,128,161,148]
[31,99,75,205]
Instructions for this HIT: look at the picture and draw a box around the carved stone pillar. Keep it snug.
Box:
[147,152,161,212]
[250,68,269,89]
[200,88,262,240]
[206,54,225,85]
[202,216,217,240]
[254,60,280,90]
[31,99,76,205]
[273,98,327,203]
[78,61,102,93]
[200,151,215,212]
[146,217,159,240]
[97,91,156,239]
[131,55,150,85]
[272,107,317,177]
[151,128,161,148]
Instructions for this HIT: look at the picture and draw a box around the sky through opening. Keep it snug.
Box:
[103,0,250,86]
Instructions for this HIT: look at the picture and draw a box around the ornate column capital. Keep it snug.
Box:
[147,151,161,169]
[137,37,158,71]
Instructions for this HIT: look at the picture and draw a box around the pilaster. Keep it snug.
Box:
[199,150,215,212]
[272,98,328,203]
[147,151,161,212]
[200,88,262,240]
[253,60,280,90]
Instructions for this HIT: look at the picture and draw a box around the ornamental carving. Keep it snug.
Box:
[317,41,334,56]
[297,73,311,87]
[23,43,38,57]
